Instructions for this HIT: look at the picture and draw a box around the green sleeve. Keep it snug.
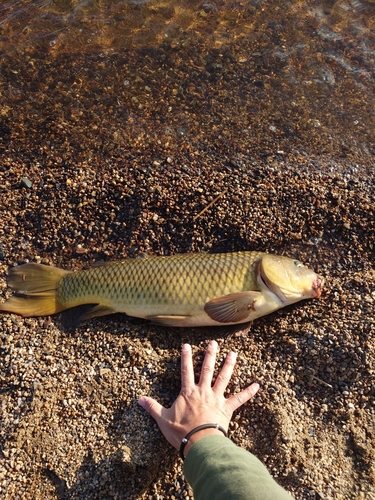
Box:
[183,435,294,500]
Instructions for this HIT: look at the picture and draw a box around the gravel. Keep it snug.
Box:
[0,1,374,499]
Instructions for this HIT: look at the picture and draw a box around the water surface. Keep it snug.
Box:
[1,0,374,172]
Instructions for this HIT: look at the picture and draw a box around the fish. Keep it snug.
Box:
[0,252,323,330]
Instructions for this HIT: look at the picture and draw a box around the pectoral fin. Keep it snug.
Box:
[147,315,192,327]
[204,291,262,323]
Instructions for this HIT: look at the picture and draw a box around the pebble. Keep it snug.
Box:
[20,177,32,189]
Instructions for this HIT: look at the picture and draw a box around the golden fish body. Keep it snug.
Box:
[0,252,323,328]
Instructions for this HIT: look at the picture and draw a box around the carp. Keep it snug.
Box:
[0,252,323,329]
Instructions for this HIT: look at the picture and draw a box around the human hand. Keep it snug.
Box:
[138,340,259,457]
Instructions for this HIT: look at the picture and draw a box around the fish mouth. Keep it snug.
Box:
[313,275,324,298]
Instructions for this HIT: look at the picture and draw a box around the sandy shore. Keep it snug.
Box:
[0,2,375,498]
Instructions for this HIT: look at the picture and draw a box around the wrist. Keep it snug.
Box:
[184,428,224,457]
[180,424,228,459]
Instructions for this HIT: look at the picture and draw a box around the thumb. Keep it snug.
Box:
[138,396,164,422]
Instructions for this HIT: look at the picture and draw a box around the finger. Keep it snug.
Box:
[180,344,195,394]
[225,382,260,413]
[138,396,164,422]
[199,340,218,387]
[213,351,237,394]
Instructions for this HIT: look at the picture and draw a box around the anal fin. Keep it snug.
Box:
[60,304,116,331]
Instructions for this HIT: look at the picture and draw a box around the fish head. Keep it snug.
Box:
[257,254,324,305]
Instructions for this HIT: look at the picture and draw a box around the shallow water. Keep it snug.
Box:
[1,0,374,170]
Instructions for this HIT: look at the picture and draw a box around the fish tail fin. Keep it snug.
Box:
[0,263,70,317]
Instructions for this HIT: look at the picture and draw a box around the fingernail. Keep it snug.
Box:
[182,344,191,352]
[252,383,260,392]
[227,351,237,361]
[209,340,218,349]
[138,397,146,408]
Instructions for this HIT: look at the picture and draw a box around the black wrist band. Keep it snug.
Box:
[179,423,228,460]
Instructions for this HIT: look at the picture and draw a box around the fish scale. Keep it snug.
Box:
[57,252,262,311]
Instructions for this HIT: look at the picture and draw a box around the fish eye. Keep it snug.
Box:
[293,260,303,267]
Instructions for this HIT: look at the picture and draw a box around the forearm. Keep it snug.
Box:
[184,435,294,500]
